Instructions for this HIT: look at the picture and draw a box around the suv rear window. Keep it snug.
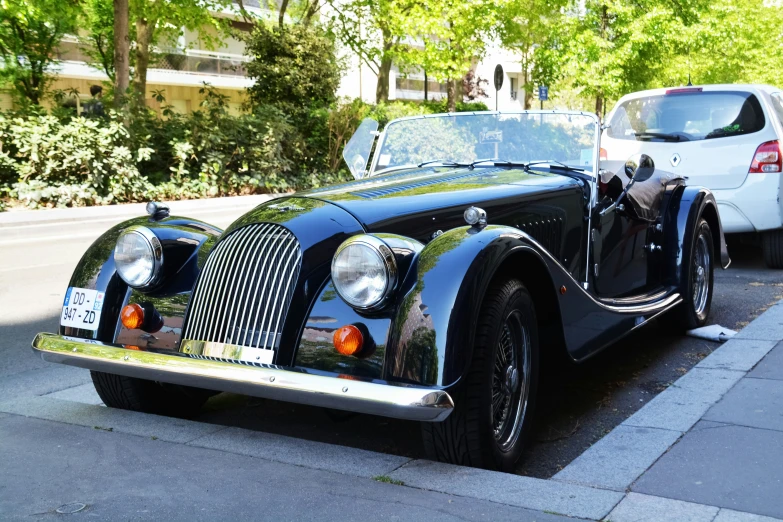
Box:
[607,91,766,142]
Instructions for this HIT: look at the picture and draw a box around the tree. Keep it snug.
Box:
[537,0,705,117]
[664,0,783,87]
[128,0,232,107]
[403,0,500,111]
[327,0,417,103]
[113,0,130,105]
[0,0,80,105]
[496,0,566,109]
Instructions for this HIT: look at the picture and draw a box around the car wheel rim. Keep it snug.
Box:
[692,232,711,316]
[491,310,531,452]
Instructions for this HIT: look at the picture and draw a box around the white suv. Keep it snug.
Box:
[601,84,783,268]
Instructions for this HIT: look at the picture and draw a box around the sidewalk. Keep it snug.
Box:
[552,300,783,521]
[2,276,782,519]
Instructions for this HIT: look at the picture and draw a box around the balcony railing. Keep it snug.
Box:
[55,40,249,78]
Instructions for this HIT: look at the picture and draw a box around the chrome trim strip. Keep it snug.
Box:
[493,226,682,314]
[32,334,454,422]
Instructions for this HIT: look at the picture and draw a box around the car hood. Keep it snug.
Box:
[296,166,582,241]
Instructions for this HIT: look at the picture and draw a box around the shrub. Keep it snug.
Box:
[0,111,152,207]
[244,23,341,113]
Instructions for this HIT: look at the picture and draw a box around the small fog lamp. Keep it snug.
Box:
[463,206,487,227]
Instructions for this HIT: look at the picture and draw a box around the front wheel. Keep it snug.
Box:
[421,279,539,471]
[91,371,215,417]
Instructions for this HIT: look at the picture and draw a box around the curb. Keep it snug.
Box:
[7,301,783,520]
[0,194,278,228]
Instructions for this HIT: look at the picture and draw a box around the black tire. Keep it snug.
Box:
[762,229,783,269]
[671,218,714,330]
[421,279,539,472]
[90,371,214,417]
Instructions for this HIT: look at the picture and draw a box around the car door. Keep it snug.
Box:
[592,203,652,298]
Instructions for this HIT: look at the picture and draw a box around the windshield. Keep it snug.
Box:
[371,112,599,174]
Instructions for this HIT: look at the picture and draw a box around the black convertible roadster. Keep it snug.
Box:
[33,111,729,471]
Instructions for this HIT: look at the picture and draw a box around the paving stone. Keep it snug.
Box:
[748,342,783,381]
[188,426,410,479]
[387,460,623,521]
[552,425,682,491]
[43,383,103,405]
[713,509,783,522]
[606,493,719,522]
[633,422,783,519]
[0,396,223,443]
[734,305,783,342]
[696,339,778,372]
[622,368,745,432]
[703,378,783,432]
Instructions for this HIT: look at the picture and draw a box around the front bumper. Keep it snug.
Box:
[32,333,454,422]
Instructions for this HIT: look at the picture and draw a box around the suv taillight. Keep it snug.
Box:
[750,140,782,173]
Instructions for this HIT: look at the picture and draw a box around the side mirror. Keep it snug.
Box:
[624,154,655,182]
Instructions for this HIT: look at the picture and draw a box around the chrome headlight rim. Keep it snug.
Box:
[114,225,164,289]
[331,235,398,311]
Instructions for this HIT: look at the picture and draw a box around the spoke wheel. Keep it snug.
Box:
[669,218,714,331]
[421,278,539,472]
[692,233,711,317]
[491,310,531,452]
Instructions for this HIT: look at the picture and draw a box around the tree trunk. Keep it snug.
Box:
[446,79,457,112]
[113,0,129,106]
[278,0,289,28]
[132,18,156,108]
[595,95,603,120]
[375,29,393,103]
[424,71,428,101]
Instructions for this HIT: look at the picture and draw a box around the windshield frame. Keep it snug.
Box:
[367,110,602,178]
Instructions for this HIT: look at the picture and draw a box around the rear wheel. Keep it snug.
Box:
[421,279,539,471]
[90,371,214,417]
[671,218,714,330]
[762,229,783,269]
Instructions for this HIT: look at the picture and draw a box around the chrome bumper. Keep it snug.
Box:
[31,333,454,422]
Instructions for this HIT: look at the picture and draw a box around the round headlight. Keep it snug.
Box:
[114,226,163,288]
[331,235,397,309]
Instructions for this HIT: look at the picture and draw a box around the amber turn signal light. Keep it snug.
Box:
[333,325,363,356]
[121,303,145,330]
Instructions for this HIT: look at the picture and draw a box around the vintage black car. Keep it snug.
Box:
[33,111,729,471]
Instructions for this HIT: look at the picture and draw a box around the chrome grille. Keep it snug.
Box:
[182,223,301,363]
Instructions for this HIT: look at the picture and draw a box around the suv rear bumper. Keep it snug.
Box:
[31,333,454,422]
[712,172,783,233]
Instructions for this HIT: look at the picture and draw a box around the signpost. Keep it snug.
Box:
[538,85,548,110]
[494,64,504,111]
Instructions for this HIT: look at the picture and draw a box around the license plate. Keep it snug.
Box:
[61,287,104,331]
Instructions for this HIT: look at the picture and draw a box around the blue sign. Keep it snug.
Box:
[538,86,549,101]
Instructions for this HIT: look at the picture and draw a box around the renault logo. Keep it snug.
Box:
[670,153,682,167]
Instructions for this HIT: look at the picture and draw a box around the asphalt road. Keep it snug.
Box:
[1,201,780,480]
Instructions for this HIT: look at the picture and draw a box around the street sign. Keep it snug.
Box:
[538,85,549,101]
[493,65,504,92]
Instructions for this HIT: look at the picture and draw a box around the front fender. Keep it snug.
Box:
[60,216,222,344]
[386,225,560,388]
